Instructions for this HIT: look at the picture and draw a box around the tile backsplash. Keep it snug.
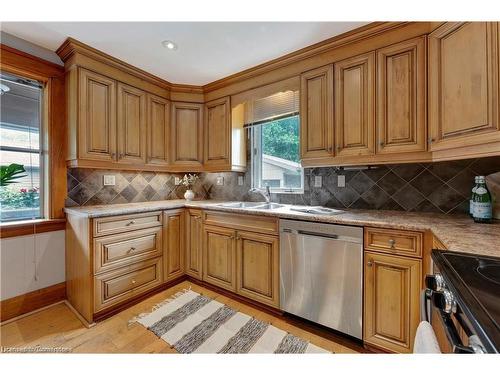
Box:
[66,156,500,215]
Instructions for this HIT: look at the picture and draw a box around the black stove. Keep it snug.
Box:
[430,250,500,353]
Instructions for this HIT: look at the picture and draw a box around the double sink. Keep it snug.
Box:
[217,201,285,210]
[215,201,344,215]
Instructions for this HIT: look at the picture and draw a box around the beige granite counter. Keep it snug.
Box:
[64,199,500,258]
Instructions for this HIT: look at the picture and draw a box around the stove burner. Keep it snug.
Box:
[477,263,500,285]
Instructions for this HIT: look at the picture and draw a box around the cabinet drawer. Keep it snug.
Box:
[94,227,162,274]
[203,210,278,235]
[93,211,162,237]
[94,257,162,312]
[364,227,423,257]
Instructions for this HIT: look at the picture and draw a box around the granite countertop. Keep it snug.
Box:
[64,199,500,258]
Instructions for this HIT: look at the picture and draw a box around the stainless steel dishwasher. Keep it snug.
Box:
[280,219,363,339]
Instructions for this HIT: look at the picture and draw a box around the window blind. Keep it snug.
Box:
[243,90,299,128]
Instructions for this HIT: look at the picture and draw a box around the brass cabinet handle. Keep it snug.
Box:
[127,247,136,253]
[126,220,136,226]
[388,239,396,249]
[131,279,136,284]
[367,261,373,267]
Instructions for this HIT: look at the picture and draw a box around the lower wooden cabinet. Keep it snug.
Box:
[185,209,203,279]
[94,257,163,313]
[236,231,279,307]
[364,251,421,353]
[203,225,237,291]
[163,209,186,282]
[202,215,280,308]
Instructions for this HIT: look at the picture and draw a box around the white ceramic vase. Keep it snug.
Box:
[184,189,195,201]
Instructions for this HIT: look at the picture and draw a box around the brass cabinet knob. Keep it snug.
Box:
[126,220,136,226]
[367,261,373,267]
[131,279,136,284]
[388,239,396,249]
[128,247,136,253]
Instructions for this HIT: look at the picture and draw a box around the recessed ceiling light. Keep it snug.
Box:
[161,40,177,50]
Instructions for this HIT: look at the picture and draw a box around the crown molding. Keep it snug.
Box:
[55,22,434,99]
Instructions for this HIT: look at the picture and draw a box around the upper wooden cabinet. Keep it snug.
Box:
[163,209,185,282]
[204,97,231,170]
[334,52,375,157]
[170,102,204,170]
[300,65,334,160]
[117,83,147,165]
[429,22,500,152]
[146,94,170,166]
[376,37,427,154]
[78,68,117,162]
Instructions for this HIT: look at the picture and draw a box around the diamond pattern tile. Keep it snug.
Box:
[65,155,499,215]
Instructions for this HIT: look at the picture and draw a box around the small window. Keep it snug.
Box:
[251,114,303,193]
[0,73,43,222]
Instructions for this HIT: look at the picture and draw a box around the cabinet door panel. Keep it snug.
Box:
[334,52,375,157]
[163,209,185,282]
[377,37,427,154]
[236,231,279,307]
[203,225,236,291]
[429,22,499,149]
[185,209,203,279]
[300,65,334,160]
[78,68,116,161]
[204,97,231,170]
[117,83,147,164]
[171,102,203,168]
[147,94,170,166]
[364,252,421,353]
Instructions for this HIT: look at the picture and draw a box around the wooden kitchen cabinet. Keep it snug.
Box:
[364,251,421,353]
[163,209,185,282]
[117,83,147,165]
[170,101,204,170]
[236,231,279,307]
[429,22,500,153]
[376,36,427,154]
[334,52,375,157]
[204,96,231,171]
[185,209,203,279]
[146,94,170,166]
[300,65,334,161]
[77,68,117,162]
[203,225,237,291]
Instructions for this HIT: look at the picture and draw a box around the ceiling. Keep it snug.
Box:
[1,22,368,85]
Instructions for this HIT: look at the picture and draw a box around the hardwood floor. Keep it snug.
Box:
[0,281,364,353]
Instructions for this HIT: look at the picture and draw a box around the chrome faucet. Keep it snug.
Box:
[249,186,271,203]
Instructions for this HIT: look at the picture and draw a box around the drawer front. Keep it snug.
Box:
[364,227,423,257]
[203,210,278,235]
[93,211,162,237]
[94,227,162,274]
[94,257,163,312]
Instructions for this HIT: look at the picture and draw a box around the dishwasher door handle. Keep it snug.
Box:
[297,230,338,240]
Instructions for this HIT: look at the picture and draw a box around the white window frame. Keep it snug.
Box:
[0,74,44,222]
[250,115,304,194]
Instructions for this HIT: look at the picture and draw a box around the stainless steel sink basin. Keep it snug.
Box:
[253,203,284,210]
[217,202,264,209]
[216,202,284,210]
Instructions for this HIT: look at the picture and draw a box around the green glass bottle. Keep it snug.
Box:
[473,176,492,223]
[469,176,479,217]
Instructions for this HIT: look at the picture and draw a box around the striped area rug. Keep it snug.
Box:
[131,290,330,354]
